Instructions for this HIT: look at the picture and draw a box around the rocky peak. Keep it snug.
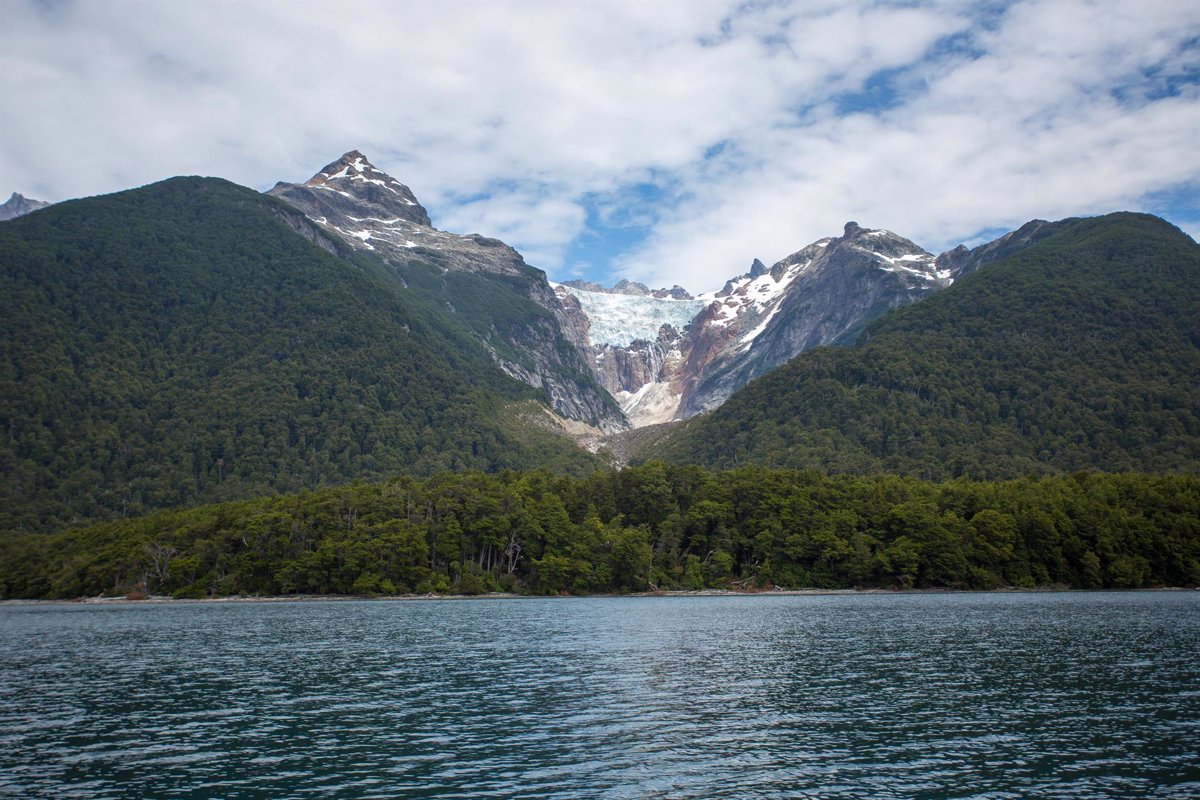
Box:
[841,221,865,239]
[270,152,629,434]
[0,192,52,222]
[611,279,651,296]
[829,222,942,274]
[271,150,431,228]
[652,285,693,300]
[716,259,774,298]
[564,279,693,300]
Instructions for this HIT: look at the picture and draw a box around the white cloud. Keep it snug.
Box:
[1,0,1198,292]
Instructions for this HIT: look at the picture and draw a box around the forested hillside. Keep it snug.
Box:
[0,178,598,534]
[652,213,1200,478]
[2,464,1196,599]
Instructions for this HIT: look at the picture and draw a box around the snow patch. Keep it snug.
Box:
[312,185,355,199]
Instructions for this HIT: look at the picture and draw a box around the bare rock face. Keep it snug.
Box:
[0,192,51,222]
[269,151,628,433]
[678,223,948,416]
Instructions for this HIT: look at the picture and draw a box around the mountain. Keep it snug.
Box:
[0,192,51,221]
[268,151,627,432]
[551,281,707,426]
[680,222,951,416]
[556,222,955,427]
[0,177,600,534]
[648,212,1200,477]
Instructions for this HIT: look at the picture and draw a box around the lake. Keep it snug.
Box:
[1,592,1197,798]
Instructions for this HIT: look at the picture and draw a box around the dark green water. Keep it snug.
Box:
[1,592,1197,799]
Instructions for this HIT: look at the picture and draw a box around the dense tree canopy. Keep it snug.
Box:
[3,465,1196,599]
[0,178,597,535]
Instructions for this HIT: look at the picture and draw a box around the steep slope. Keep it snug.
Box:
[0,192,51,221]
[269,152,626,432]
[651,213,1200,478]
[680,222,950,416]
[0,177,599,534]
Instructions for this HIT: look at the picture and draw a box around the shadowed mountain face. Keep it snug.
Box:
[678,222,953,417]
[269,152,627,433]
[649,212,1200,478]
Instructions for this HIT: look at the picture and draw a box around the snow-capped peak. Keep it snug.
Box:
[0,192,52,222]
[271,150,432,230]
[304,150,419,206]
[695,247,822,347]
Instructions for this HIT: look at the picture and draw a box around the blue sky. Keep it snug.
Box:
[2,0,1198,292]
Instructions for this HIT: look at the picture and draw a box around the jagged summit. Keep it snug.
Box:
[270,150,431,229]
[0,192,52,222]
[677,223,951,416]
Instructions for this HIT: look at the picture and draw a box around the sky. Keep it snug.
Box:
[2,0,1198,292]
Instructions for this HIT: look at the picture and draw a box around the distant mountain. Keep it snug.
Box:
[0,192,51,221]
[562,278,693,299]
[648,212,1200,477]
[269,152,627,432]
[680,221,952,416]
[0,177,599,534]
[558,222,961,427]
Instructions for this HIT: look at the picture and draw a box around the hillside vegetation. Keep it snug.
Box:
[0,178,597,534]
[652,213,1200,478]
[2,464,1196,599]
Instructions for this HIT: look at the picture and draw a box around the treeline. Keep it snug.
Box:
[2,464,1197,599]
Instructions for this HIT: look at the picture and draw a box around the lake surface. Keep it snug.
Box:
[1,592,1198,799]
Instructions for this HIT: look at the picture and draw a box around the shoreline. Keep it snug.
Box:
[2,586,1195,606]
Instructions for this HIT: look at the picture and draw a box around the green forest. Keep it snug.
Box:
[2,464,1197,599]
[0,178,597,535]
[653,213,1200,477]
[3,184,1199,602]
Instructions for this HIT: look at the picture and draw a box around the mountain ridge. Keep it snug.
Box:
[647,212,1200,477]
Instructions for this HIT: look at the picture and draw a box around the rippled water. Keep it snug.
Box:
[1,592,1198,799]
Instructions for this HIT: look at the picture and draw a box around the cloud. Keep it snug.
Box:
[2,0,1198,291]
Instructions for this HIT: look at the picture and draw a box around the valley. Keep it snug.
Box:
[1,152,1198,598]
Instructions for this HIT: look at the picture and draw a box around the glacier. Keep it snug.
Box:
[551,283,708,346]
